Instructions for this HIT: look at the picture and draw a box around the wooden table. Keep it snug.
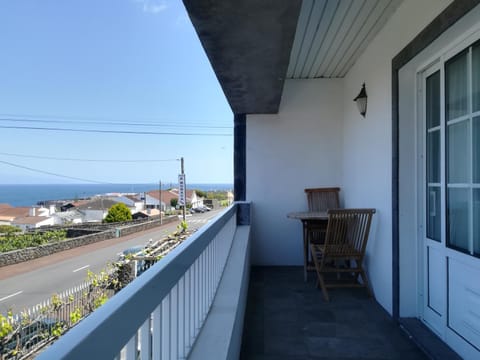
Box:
[287,211,328,281]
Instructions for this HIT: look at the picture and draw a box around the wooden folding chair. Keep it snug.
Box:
[305,187,340,212]
[304,187,340,244]
[300,188,341,281]
[310,208,375,301]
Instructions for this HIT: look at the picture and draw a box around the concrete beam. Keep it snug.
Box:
[183,0,302,114]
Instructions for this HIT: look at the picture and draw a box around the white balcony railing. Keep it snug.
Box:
[37,203,250,360]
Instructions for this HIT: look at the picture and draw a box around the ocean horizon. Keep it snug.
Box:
[0,183,233,207]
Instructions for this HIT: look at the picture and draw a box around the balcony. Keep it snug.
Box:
[241,267,426,359]
[37,202,251,360]
[37,202,424,359]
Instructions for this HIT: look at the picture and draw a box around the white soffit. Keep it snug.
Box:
[287,0,403,78]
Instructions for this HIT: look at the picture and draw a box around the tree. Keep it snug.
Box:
[170,198,178,208]
[104,203,132,223]
[195,189,207,198]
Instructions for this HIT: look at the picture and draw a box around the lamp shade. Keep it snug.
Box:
[353,83,367,117]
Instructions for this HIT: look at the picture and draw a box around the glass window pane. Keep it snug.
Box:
[473,43,480,112]
[448,120,470,183]
[474,116,480,183]
[446,51,468,120]
[427,186,441,241]
[427,130,440,183]
[447,188,470,252]
[474,189,480,255]
[426,71,440,128]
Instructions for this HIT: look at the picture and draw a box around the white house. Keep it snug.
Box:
[108,194,145,213]
[0,206,30,225]
[52,209,84,225]
[145,189,203,210]
[12,216,55,231]
[144,191,166,211]
[169,188,203,209]
[76,198,125,222]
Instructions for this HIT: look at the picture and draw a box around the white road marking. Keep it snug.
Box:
[73,265,90,273]
[189,219,209,224]
[0,291,23,302]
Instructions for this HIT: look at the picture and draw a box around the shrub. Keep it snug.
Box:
[104,203,132,223]
[0,225,21,234]
[0,230,67,253]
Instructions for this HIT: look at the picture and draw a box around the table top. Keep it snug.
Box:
[287,211,328,220]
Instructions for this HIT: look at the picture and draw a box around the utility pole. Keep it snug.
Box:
[181,157,186,222]
[159,180,163,225]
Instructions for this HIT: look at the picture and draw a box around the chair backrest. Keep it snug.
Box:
[304,187,340,212]
[323,208,375,259]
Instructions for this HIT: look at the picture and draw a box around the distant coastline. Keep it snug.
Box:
[0,183,233,207]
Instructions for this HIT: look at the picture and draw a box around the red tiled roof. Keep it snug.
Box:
[0,203,12,209]
[124,194,142,202]
[0,207,31,220]
[12,216,50,225]
[169,189,196,198]
[136,209,161,217]
[147,189,195,203]
[71,200,90,207]
[76,199,120,211]
[146,190,178,203]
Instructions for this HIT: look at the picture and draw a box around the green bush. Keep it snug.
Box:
[0,230,67,253]
[104,203,132,223]
[0,225,21,234]
[206,191,228,201]
[194,189,207,198]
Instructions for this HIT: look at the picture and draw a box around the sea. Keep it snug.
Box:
[0,183,233,207]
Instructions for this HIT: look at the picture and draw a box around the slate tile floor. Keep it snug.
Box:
[240,266,426,360]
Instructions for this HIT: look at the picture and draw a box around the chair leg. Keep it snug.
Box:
[318,274,330,301]
[303,230,308,282]
[310,244,330,301]
[360,269,372,297]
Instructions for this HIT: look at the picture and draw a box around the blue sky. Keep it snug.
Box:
[0,0,233,185]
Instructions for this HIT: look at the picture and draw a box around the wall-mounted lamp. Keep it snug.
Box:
[353,83,367,117]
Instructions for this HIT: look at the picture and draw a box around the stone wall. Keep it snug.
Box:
[66,228,102,238]
[0,216,179,268]
[0,230,114,267]
[117,216,178,237]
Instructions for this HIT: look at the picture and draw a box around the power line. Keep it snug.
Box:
[0,159,114,184]
[0,113,232,128]
[0,125,232,136]
[0,117,232,129]
[0,152,179,163]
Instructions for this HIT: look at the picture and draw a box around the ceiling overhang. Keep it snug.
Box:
[183,0,302,114]
[183,1,404,115]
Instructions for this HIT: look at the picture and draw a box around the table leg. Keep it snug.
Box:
[303,222,308,282]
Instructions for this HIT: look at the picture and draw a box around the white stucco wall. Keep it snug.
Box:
[342,0,453,313]
[246,0,458,314]
[247,79,344,266]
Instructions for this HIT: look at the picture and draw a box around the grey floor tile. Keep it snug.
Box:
[240,266,427,360]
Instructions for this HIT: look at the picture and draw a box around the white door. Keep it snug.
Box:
[421,41,480,359]
[422,64,446,336]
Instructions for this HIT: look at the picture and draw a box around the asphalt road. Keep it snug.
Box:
[0,210,222,314]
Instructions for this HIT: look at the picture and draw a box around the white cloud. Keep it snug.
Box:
[133,0,168,14]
